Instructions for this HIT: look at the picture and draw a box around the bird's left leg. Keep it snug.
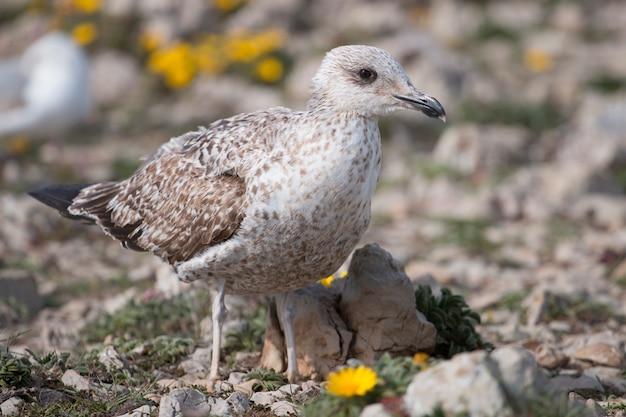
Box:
[276,291,299,382]
[209,279,228,383]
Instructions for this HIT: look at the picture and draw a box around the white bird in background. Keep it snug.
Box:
[0,32,91,138]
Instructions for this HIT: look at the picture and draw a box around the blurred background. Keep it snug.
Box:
[2,0,626,362]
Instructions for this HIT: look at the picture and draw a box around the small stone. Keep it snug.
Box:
[360,403,394,417]
[227,371,248,386]
[98,345,126,371]
[234,379,259,395]
[550,373,605,397]
[573,343,625,368]
[116,404,154,417]
[158,388,218,417]
[278,383,302,396]
[227,391,250,415]
[0,397,24,417]
[61,369,90,392]
[156,378,182,390]
[269,400,299,416]
[191,346,213,363]
[534,344,569,370]
[178,359,209,374]
[250,391,279,406]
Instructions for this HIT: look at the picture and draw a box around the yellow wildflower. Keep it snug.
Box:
[73,0,101,13]
[213,0,245,12]
[139,30,164,52]
[225,33,260,63]
[318,275,335,288]
[5,136,31,155]
[71,22,97,46]
[523,48,553,73]
[412,352,430,365]
[327,366,378,397]
[255,57,284,83]
[254,29,286,54]
[148,42,197,89]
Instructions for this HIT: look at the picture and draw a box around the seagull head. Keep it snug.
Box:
[308,45,446,121]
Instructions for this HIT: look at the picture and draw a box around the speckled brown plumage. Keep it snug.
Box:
[30,45,446,381]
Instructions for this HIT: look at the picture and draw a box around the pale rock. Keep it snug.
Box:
[487,0,542,30]
[250,391,278,406]
[227,371,247,386]
[278,383,302,396]
[293,382,321,403]
[573,343,625,368]
[569,195,626,231]
[0,397,24,416]
[227,391,250,415]
[234,379,259,396]
[89,51,140,108]
[360,403,394,417]
[261,283,352,378]
[405,350,511,417]
[179,359,209,374]
[269,400,299,417]
[98,345,126,371]
[340,244,436,364]
[191,346,213,363]
[61,369,90,392]
[116,404,154,417]
[405,346,547,417]
[433,124,530,176]
[533,344,569,370]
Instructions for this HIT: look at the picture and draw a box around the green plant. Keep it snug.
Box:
[371,354,427,398]
[433,217,500,256]
[0,349,32,388]
[415,285,494,358]
[224,304,268,355]
[245,368,289,392]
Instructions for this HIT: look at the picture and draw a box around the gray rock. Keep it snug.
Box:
[178,359,209,374]
[0,397,24,417]
[158,388,230,417]
[227,391,250,416]
[340,244,437,363]
[227,371,248,386]
[98,345,126,371]
[0,269,42,315]
[550,373,605,397]
[250,391,278,406]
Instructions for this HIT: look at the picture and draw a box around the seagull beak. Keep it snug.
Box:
[393,89,446,122]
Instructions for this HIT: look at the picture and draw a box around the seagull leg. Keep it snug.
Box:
[209,279,227,383]
[276,292,299,382]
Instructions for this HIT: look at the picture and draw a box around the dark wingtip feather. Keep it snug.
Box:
[28,184,92,216]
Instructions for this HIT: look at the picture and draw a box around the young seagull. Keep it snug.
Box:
[29,45,445,383]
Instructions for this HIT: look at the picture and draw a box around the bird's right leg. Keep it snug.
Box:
[209,279,227,383]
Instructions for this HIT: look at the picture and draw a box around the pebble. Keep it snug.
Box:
[269,400,300,417]
[61,369,90,392]
[573,343,625,368]
[0,397,24,417]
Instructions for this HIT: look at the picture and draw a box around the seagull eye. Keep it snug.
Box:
[358,68,376,81]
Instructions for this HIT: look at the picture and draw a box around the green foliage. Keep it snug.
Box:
[245,368,289,392]
[433,217,499,256]
[0,348,32,388]
[224,304,268,355]
[588,74,626,94]
[415,285,494,358]
[371,354,427,398]
[458,99,565,133]
[83,290,211,343]
[494,290,531,313]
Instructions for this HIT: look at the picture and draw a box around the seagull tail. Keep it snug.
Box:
[28,184,94,221]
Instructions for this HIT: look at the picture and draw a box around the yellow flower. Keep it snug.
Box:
[255,57,283,83]
[148,42,197,89]
[71,22,97,45]
[523,49,553,73]
[318,275,335,288]
[5,136,31,155]
[140,30,164,52]
[412,352,430,365]
[73,0,101,13]
[213,0,245,12]
[327,366,378,397]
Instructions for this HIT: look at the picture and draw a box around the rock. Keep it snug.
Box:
[550,373,605,397]
[0,397,24,417]
[269,400,299,417]
[360,403,394,417]
[227,391,250,416]
[158,388,230,417]
[116,405,154,417]
[533,344,569,370]
[178,358,209,374]
[61,369,90,392]
[278,383,301,396]
[227,371,247,386]
[0,269,43,315]
[568,393,608,417]
[250,391,278,406]
[339,244,436,363]
[98,345,126,371]
[38,388,65,405]
[89,50,141,109]
[404,346,548,417]
[261,283,353,379]
[573,343,625,368]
